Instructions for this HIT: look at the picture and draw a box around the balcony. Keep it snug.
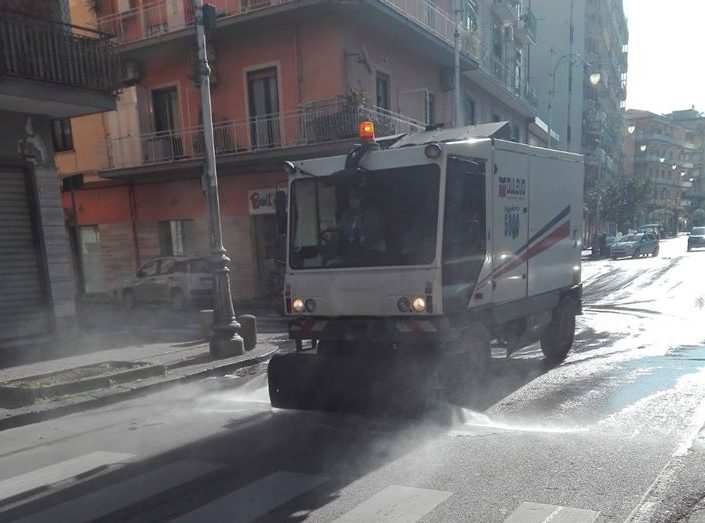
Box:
[492,0,520,23]
[517,8,537,43]
[474,52,535,112]
[102,99,424,171]
[98,0,481,61]
[0,9,118,117]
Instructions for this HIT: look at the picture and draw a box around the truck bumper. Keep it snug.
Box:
[288,317,449,344]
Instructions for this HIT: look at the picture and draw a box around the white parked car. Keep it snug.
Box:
[120,257,213,310]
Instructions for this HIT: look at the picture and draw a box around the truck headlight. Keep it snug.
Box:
[305,298,316,313]
[412,296,426,312]
[292,298,305,313]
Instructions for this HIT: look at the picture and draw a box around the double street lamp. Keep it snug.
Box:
[547,53,601,148]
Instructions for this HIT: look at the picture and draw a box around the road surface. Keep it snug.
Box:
[1,236,704,523]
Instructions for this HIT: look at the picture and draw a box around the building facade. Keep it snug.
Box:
[666,109,705,217]
[624,109,697,233]
[0,0,117,349]
[60,0,545,303]
[530,0,628,239]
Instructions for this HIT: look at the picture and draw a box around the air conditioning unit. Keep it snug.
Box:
[120,60,141,86]
[440,67,455,91]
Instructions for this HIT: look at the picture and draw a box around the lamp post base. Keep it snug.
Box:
[210,335,245,358]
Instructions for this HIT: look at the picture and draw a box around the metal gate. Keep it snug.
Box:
[0,165,52,347]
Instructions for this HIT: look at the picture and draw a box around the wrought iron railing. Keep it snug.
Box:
[103,99,424,170]
[97,0,481,60]
[0,9,118,93]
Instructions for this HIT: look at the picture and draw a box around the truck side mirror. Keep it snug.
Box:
[275,190,287,234]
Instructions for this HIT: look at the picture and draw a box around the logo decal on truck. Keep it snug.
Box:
[504,206,520,239]
[498,177,526,199]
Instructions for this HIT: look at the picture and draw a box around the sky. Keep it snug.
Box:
[623,0,705,115]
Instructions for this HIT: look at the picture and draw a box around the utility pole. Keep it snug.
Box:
[453,0,462,127]
[192,0,244,357]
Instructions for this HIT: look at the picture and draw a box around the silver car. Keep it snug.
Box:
[121,257,213,310]
[688,227,705,251]
[610,232,659,259]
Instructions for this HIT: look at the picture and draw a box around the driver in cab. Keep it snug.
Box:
[338,187,385,251]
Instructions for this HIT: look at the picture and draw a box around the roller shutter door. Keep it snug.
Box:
[0,166,52,346]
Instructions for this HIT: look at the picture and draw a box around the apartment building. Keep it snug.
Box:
[530,0,628,238]
[60,0,545,302]
[0,0,117,349]
[666,109,705,215]
[624,109,697,233]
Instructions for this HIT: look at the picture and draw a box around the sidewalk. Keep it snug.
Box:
[0,326,291,431]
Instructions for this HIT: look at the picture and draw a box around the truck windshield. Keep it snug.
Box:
[289,164,440,269]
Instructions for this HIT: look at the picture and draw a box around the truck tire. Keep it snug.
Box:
[441,322,491,405]
[122,289,136,310]
[540,297,577,364]
[170,289,186,311]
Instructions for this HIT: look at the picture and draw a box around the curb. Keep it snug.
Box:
[0,348,277,433]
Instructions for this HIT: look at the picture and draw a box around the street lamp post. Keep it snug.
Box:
[192,0,244,358]
[547,53,601,149]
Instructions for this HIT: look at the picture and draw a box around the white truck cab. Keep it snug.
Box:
[268,121,584,411]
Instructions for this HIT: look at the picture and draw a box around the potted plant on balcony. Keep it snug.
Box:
[301,90,368,144]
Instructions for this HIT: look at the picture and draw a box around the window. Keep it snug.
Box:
[159,259,176,274]
[158,219,195,256]
[442,157,486,311]
[151,87,180,132]
[376,72,391,110]
[139,260,160,277]
[462,0,477,31]
[492,22,503,58]
[514,48,523,93]
[51,119,73,152]
[247,67,280,148]
[425,93,435,125]
[463,95,476,126]
[289,165,440,269]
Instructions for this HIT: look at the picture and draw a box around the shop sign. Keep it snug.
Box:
[248,188,285,215]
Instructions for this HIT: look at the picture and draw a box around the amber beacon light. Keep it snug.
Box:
[359,120,376,142]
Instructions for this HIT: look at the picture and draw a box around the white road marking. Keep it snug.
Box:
[14,460,222,523]
[332,485,451,523]
[503,502,599,523]
[0,451,134,503]
[171,470,326,523]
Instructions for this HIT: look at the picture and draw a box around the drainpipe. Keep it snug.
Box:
[128,180,141,269]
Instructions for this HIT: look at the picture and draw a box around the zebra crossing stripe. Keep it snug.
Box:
[0,451,134,504]
[503,502,599,523]
[332,485,452,523]
[171,470,327,523]
[13,460,222,523]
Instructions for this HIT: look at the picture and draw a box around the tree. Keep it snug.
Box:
[693,208,705,227]
[594,172,651,232]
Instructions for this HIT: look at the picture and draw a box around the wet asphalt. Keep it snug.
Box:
[1,235,704,522]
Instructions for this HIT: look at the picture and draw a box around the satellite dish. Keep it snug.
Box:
[360,44,372,74]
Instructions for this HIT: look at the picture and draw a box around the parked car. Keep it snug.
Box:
[638,223,662,239]
[120,257,213,310]
[687,226,705,251]
[610,232,659,259]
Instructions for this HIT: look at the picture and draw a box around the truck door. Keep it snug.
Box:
[491,150,529,304]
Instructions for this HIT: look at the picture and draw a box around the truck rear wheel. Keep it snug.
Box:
[441,323,491,405]
[540,297,577,364]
